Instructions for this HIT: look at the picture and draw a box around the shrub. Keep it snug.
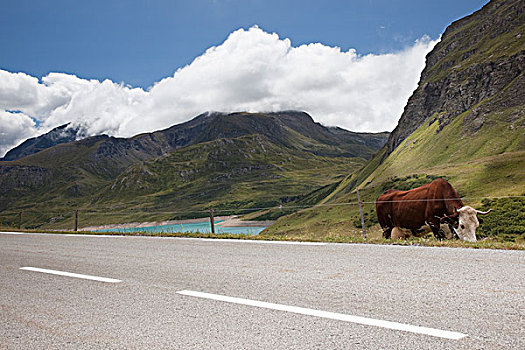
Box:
[478,196,525,241]
[353,208,378,228]
[380,174,447,192]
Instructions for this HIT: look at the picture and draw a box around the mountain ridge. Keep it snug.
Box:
[2,110,388,162]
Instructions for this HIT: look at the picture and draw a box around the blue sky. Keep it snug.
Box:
[0,0,491,157]
[1,0,488,88]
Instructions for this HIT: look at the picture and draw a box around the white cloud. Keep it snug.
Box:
[0,27,438,157]
[0,110,39,156]
[39,74,147,136]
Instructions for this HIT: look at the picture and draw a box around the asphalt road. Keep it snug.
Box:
[1,232,523,349]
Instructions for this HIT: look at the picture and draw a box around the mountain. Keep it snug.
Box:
[354,0,524,195]
[2,111,388,168]
[386,0,524,156]
[265,0,524,240]
[1,123,84,161]
[0,111,388,229]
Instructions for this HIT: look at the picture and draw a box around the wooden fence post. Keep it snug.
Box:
[356,189,366,238]
[74,210,78,232]
[18,211,22,230]
[209,207,215,234]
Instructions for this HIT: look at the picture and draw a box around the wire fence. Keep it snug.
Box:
[0,194,522,234]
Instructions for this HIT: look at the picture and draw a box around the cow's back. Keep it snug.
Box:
[376,180,441,230]
[427,178,464,215]
[389,185,430,229]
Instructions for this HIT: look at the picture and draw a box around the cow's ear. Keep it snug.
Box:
[478,217,484,224]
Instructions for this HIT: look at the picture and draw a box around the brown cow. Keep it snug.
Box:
[376,178,491,242]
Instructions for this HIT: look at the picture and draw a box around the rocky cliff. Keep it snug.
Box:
[385,0,524,156]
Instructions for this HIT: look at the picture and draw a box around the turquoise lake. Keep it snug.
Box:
[95,220,266,235]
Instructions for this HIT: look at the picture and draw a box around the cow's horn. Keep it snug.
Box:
[476,209,492,215]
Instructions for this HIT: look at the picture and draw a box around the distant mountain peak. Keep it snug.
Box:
[1,123,85,161]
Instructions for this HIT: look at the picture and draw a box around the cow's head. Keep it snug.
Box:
[453,206,492,242]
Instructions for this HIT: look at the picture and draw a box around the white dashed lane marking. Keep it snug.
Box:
[20,267,122,283]
[177,290,468,340]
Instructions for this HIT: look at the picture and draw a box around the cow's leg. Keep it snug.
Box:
[410,229,424,237]
[379,214,393,239]
[430,221,445,240]
[448,224,459,239]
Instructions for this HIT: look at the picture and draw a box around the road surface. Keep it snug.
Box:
[1,232,523,349]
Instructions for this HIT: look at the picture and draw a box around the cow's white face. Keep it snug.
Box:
[455,206,480,242]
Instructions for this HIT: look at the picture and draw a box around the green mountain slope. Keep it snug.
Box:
[266,0,524,241]
[96,134,363,214]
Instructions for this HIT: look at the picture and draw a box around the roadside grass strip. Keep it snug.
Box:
[20,267,122,283]
[177,290,468,340]
[184,238,327,246]
[64,234,124,238]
